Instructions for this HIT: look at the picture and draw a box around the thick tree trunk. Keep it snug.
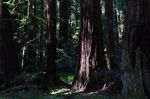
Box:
[0,3,20,83]
[122,0,147,97]
[139,0,150,97]
[46,0,57,86]
[72,0,106,92]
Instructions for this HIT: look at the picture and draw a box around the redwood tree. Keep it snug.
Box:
[0,3,20,83]
[45,0,57,86]
[72,0,106,91]
[127,0,150,97]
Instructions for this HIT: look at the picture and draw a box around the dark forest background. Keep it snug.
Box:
[0,0,150,99]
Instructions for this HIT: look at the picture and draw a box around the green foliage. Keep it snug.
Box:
[56,46,76,73]
[59,73,74,84]
[3,0,79,75]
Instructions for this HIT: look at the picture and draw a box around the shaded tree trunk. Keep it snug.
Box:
[113,0,120,44]
[45,0,57,86]
[59,0,70,42]
[127,0,150,97]
[75,1,79,32]
[39,0,44,68]
[105,0,115,70]
[0,0,2,17]
[34,0,37,16]
[0,0,3,80]
[72,0,107,92]
[0,3,20,83]
[122,0,146,97]
[114,10,119,43]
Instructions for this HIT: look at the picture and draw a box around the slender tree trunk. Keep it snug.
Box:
[0,0,3,80]
[34,0,38,67]
[113,0,122,43]
[105,0,115,70]
[22,0,31,68]
[0,0,2,17]
[75,3,78,31]
[59,0,70,42]
[72,0,106,91]
[39,0,44,68]
[114,10,119,43]
[34,0,37,16]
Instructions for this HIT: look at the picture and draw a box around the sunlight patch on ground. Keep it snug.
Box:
[50,88,70,95]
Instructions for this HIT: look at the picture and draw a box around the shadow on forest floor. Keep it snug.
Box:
[0,86,145,99]
[0,72,146,99]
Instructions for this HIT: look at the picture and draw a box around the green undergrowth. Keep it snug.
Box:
[23,72,74,84]
[59,73,74,84]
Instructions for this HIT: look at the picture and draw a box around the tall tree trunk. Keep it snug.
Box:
[75,2,79,31]
[72,0,106,92]
[34,0,38,67]
[0,3,20,83]
[34,0,37,16]
[122,0,145,97]
[46,0,57,86]
[113,7,119,44]
[59,0,70,42]
[0,0,2,17]
[39,0,44,68]
[0,0,3,80]
[127,0,150,97]
[113,0,121,44]
[105,0,115,70]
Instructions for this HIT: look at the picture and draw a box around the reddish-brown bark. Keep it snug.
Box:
[46,0,57,86]
[72,0,106,91]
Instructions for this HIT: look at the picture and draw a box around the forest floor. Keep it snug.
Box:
[0,87,121,99]
[0,73,146,99]
[0,86,145,99]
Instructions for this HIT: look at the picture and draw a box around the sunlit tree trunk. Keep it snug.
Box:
[72,0,106,91]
